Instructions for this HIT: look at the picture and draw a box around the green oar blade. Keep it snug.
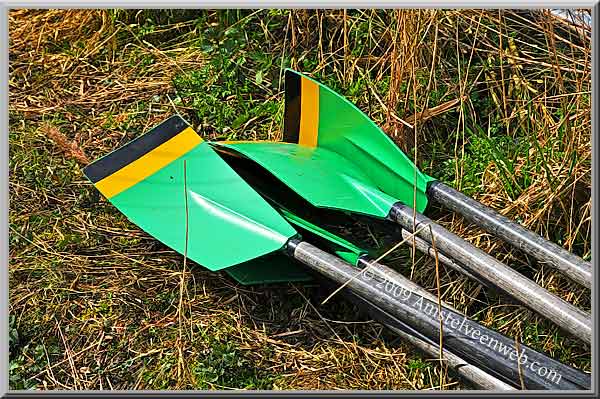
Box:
[276,206,366,265]
[224,252,312,285]
[83,115,297,271]
[214,142,397,219]
[283,69,434,213]
[224,206,367,285]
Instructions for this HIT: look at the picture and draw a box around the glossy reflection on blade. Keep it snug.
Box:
[188,191,289,245]
[340,174,393,216]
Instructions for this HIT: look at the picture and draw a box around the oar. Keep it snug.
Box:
[284,212,590,389]
[203,160,589,390]
[82,115,512,390]
[426,182,591,288]
[226,249,516,390]
[210,141,591,344]
[217,145,490,289]
[82,115,588,390]
[277,68,591,289]
[344,291,516,391]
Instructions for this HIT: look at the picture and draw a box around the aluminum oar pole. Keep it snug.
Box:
[399,229,490,288]
[427,181,591,288]
[344,291,516,390]
[286,239,590,390]
[389,203,591,344]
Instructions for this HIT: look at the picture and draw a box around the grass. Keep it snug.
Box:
[8,9,591,390]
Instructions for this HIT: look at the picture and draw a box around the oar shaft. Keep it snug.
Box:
[427,181,591,288]
[355,258,590,390]
[344,291,515,390]
[287,239,590,390]
[400,229,490,288]
[389,203,591,344]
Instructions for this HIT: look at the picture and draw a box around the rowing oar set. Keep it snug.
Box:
[83,69,591,391]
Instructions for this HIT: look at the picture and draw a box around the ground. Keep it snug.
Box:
[8,9,591,390]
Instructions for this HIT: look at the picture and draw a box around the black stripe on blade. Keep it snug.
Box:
[283,70,301,144]
[83,115,190,183]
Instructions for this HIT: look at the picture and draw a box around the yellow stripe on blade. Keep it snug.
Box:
[299,78,319,147]
[95,127,202,199]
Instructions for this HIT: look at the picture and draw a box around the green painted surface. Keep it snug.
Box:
[289,69,435,213]
[108,142,297,271]
[224,252,312,285]
[278,207,365,261]
[277,206,363,267]
[215,142,397,218]
[224,197,367,285]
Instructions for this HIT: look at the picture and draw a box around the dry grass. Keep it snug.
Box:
[9,9,591,390]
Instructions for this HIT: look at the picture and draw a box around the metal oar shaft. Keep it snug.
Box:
[344,292,515,390]
[389,203,591,344]
[400,229,490,288]
[427,181,591,288]
[380,320,514,390]
[357,258,590,390]
[287,239,590,390]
